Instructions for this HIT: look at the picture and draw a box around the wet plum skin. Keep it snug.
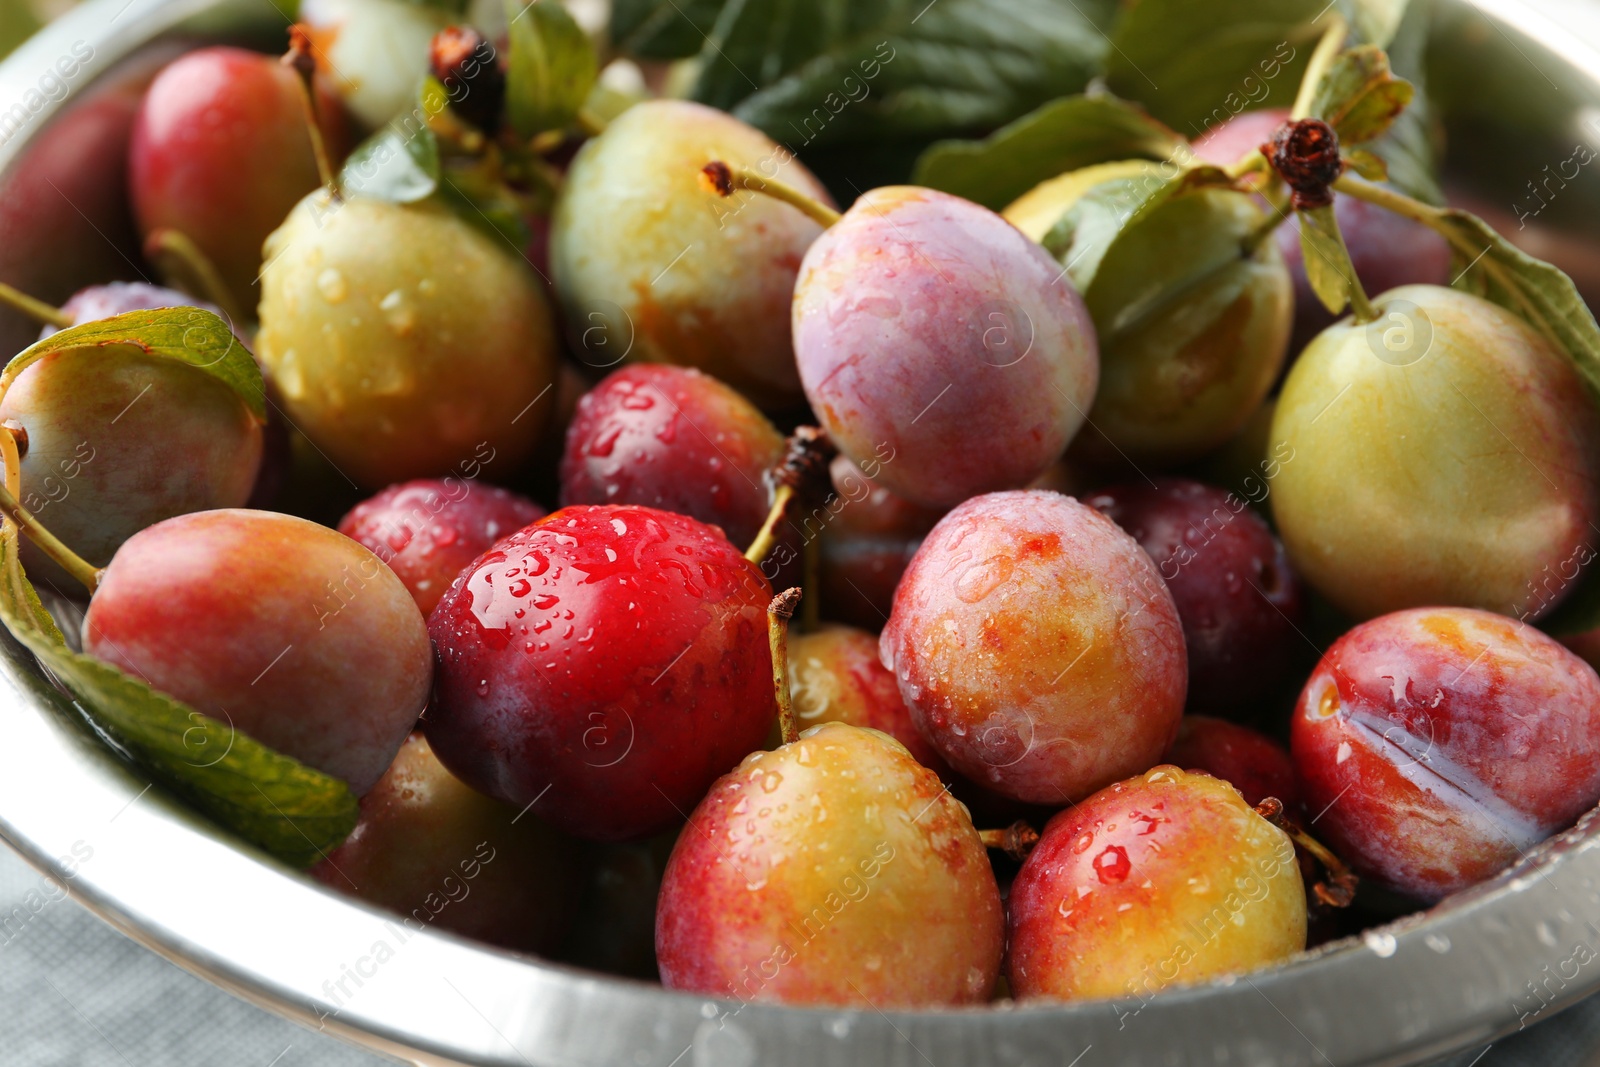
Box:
[655,722,1003,1007]
[339,479,546,617]
[1006,766,1306,1002]
[1290,607,1600,902]
[559,364,784,550]
[882,490,1187,805]
[423,505,775,842]
[1166,715,1301,811]
[794,186,1098,509]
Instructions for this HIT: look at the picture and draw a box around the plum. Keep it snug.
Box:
[656,722,1003,1007]
[0,346,263,592]
[424,505,775,841]
[1167,716,1300,811]
[550,101,831,408]
[1007,766,1306,1001]
[794,187,1098,508]
[787,624,949,776]
[82,510,430,794]
[129,46,347,304]
[299,0,452,129]
[338,479,545,616]
[256,194,559,487]
[1086,478,1306,719]
[1002,163,1290,464]
[1270,284,1600,621]
[38,283,231,341]
[559,365,784,549]
[1291,607,1600,903]
[881,490,1187,804]
[312,733,577,952]
[1191,107,1452,348]
[815,454,943,629]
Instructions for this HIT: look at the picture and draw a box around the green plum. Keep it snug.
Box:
[549,100,833,408]
[1270,284,1600,622]
[1004,162,1292,464]
[257,193,559,487]
[0,345,263,591]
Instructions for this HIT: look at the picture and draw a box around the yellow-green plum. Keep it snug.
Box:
[550,100,831,408]
[881,490,1187,805]
[1007,766,1306,1001]
[1270,285,1600,621]
[655,722,1003,1007]
[1003,162,1292,464]
[81,509,430,794]
[312,733,578,952]
[794,187,1098,508]
[0,342,263,591]
[257,193,558,488]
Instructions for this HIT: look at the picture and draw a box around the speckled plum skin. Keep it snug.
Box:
[1167,716,1300,811]
[1007,766,1306,1001]
[656,722,1003,1007]
[794,187,1098,508]
[787,624,950,776]
[82,510,430,794]
[1192,108,1451,347]
[424,505,775,841]
[1271,285,1600,621]
[559,365,784,549]
[1,344,263,591]
[312,734,577,953]
[1290,607,1600,903]
[550,100,832,407]
[130,47,347,301]
[882,490,1187,804]
[339,479,545,616]
[1086,478,1305,719]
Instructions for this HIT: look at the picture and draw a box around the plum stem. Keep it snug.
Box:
[1255,797,1358,908]
[700,162,842,229]
[979,820,1041,861]
[0,283,73,330]
[745,484,794,566]
[142,229,247,327]
[1291,13,1348,121]
[768,587,803,745]
[285,25,338,192]
[0,469,101,596]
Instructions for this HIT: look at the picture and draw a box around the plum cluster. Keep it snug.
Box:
[3,5,1600,1017]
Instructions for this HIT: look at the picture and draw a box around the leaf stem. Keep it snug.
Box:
[1333,172,1442,228]
[1292,13,1348,120]
[0,474,101,595]
[1242,178,1294,254]
[0,283,73,330]
[143,229,246,326]
[1255,797,1358,908]
[701,161,842,229]
[768,588,802,746]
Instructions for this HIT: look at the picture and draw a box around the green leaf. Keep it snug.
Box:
[1309,45,1413,146]
[4,309,265,422]
[504,0,599,140]
[1345,0,1410,49]
[437,170,534,251]
[671,0,1114,148]
[1344,147,1387,181]
[609,0,722,59]
[0,534,356,868]
[400,0,470,13]
[1297,202,1359,315]
[911,95,1185,212]
[340,122,442,204]
[1365,0,1442,205]
[1103,0,1322,137]
[1040,164,1234,294]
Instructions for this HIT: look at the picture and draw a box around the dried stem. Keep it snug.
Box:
[701,161,842,229]
[1255,797,1358,908]
[768,588,803,745]
[979,821,1041,862]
